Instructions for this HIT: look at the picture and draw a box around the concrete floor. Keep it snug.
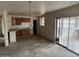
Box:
[0,35,78,57]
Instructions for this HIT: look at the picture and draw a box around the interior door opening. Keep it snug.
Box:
[33,20,37,35]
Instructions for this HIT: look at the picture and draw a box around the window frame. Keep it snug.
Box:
[40,17,45,26]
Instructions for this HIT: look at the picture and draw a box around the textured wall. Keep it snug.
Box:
[37,4,79,42]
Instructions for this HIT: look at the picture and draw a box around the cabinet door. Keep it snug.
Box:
[21,18,30,22]
[16,18,21,25]
[12,17,16,25]
[16,30,22,36]
[12,17,21,25]
[22,30,30,36]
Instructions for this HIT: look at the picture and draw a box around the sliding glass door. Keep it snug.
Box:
[57,16,79,54]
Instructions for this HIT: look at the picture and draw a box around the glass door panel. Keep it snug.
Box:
[68,17,76,50]
[74,16,79,54]
[60,18,69,47]
[59,18,63,44]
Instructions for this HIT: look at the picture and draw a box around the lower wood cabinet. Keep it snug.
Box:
[16,29,30,37]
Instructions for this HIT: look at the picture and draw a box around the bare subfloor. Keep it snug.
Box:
[0,35,78,57]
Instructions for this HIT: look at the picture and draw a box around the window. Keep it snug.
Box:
[40,17,45,26]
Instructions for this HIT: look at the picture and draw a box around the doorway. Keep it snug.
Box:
[33,20,37,35]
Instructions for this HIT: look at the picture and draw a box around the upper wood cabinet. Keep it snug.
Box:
[11,17,31,25]
[11,17,16,25]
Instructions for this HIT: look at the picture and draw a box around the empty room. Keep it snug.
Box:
[0,0,79,57]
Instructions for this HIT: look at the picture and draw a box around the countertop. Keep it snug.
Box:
[9,27,30,31]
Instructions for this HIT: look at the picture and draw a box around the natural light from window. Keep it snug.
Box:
[40,17,45,26]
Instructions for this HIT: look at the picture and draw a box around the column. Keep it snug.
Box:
[3,10,9,47]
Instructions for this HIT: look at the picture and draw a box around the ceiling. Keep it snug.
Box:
[0,1,79,17]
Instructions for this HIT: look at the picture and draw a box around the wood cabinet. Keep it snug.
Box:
[15,18,21,25]
[16,30,22,36]
[11,17,31,37]
[11,17,31,25]
[11,17,16,25]
[21,29,30,36]
[16,29,30,37]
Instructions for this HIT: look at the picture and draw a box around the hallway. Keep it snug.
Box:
[0,35,78,57]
